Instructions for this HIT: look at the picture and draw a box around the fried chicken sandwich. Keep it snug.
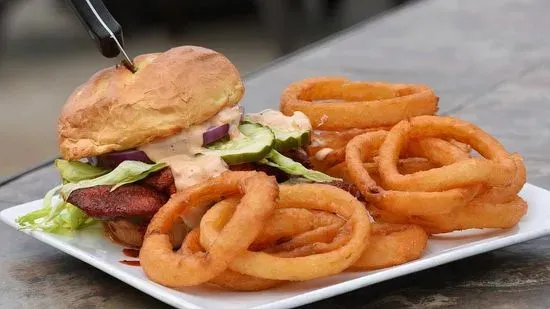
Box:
[17,46,336,247]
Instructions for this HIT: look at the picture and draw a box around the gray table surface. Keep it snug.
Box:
[2,0,550,308]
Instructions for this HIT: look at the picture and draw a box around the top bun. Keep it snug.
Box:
[58,46,244,160]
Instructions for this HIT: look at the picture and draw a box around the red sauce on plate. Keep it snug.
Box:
[120,248,141,266]
[119,260,140,266]
[122,248,140,258]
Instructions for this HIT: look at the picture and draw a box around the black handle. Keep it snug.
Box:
[67,0,124,58]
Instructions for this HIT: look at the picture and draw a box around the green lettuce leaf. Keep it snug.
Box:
[59,160,167,199]
[260,150,340,182]
[16,160,166,233]
[55,159,109,183]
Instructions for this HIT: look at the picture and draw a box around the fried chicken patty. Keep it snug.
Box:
[139,168,177,195]
[67,184,169,220]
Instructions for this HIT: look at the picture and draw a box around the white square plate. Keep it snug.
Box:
[2,183,550,309]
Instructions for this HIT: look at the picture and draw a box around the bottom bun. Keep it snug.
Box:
[104,217,188,248]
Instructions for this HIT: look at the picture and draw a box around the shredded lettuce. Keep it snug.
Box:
[260,150,340,182]
[55,159,109,183]
[16,160,166,233]
[16,185,96,234]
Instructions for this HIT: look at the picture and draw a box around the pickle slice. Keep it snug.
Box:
[259,150,339,182]
[272,129,310,151]
[208,123,274,165]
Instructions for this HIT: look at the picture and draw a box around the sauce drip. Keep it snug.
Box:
[139,105,241,190]
[160,154,228,189]
[119,260,141,266]
[120,248,141,266]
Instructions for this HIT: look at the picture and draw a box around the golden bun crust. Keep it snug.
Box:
[58,46,244,160]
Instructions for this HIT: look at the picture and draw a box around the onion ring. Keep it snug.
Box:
[207,196,345,251]
[346,131,480,216]
[267,223,352,258]
[183,196,344,291]
[326,157,443,183]
[352,223,428,270]
[139,171,278,287]
[206,197,347,255]
[378,116,517,192]
[447,139,472,153]
[208,198,426,269]
[473,154,526,204]
[181,228,284,291]
[200,183,371,281]
[405,137,471,166]
[420,195,528,233]
[280,77,438,130]
[268,222,427,269]
[212,197,348,257]
[252,209,344,250]
[370,195,528,234]
[310,133,470,174]
[209,268,284,291]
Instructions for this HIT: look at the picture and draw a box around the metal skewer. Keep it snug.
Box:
[68,0,136,73]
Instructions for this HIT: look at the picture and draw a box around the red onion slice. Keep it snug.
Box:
[203,124,229,145]
[92,150,153,169]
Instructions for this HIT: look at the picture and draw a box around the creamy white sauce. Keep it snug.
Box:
[160,154,228,189]
[140,105,242,161]
[314,148,334,161]
[247,109,312,131]
[139,105,241,189]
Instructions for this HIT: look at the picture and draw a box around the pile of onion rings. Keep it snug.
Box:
[140,171,279,287]
[279,77,439,172]
[139,171,428,291]
[135,77,528,293]
[339,116,527,234]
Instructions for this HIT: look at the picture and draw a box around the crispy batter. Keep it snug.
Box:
[327,180,364,202]
[200,183,371,281]
[230,163,290,182]
[140,171,279,287]
[280,77,438,130]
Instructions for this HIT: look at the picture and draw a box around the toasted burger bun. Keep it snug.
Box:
[58,46,245,160]
[104,217,188,248]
